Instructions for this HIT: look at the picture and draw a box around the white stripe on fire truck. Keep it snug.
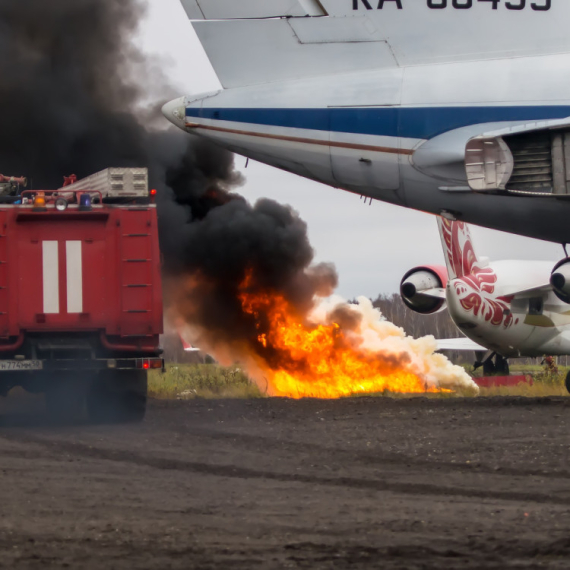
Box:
[42,241,60,314]
[66,241,83,314]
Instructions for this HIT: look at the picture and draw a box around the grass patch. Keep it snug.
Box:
[149,364,264,400]
[464,365,568,397]
[149,364,570,400]
[477,383,567,398]
[456,362,569,398]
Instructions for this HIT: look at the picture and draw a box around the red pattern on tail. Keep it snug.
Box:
[440,219,513,329]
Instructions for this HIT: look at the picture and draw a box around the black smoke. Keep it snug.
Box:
[0,0,337,355]
[0,0,149,184]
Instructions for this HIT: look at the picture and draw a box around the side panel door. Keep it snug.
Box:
[117,210,156,336]
[0,212,11,336]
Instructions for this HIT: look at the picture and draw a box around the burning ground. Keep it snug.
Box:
[169,270,474,397]
[0,0,474,397]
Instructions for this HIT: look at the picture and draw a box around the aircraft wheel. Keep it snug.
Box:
[495,356,510,376]
[483,359,496,376]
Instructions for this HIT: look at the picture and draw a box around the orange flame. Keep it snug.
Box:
[238,276,442,398]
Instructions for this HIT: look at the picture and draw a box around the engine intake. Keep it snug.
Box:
[466,125,570,195]
[551,259,570,303]
[400,266,448,315]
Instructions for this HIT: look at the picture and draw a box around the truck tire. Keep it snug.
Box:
[87,370,147,424]
[118,369,148,423]
[45,374,86,423]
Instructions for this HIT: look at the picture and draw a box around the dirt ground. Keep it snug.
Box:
[1,396,570,569]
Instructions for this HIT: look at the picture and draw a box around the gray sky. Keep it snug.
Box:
[137,0,564,299]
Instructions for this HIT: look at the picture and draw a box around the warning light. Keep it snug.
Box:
[79,193,92,211]
[143,361,150,370]
[150,189,157,197]
[55,197,68,212]
[33,195,47,211]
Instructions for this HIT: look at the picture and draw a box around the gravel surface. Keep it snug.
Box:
[1,395,570,569]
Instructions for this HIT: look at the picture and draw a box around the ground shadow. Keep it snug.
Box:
[0,391,89,428]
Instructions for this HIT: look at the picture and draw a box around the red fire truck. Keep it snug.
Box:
[0,168,163,422]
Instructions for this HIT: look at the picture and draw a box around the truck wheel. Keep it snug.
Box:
[45,375,86,423]
[565,371,570,395]
[87,370,147,424]
[118,369,147,423]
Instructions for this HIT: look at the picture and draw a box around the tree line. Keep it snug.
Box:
[372,293,460,342]
[371,293,471,364]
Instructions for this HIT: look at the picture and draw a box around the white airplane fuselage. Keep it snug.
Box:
[446,259,570,358]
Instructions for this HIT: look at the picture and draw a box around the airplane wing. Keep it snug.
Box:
[436,338,487,352]
[417,288,446,300]
[180,0,326,19]
[180,0,570,89]
[495,283,552,299]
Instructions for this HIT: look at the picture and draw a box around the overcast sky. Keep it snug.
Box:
[137,0,564,299]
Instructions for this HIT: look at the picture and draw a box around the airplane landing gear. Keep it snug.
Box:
[482,357,495,376]
[495,355,510,376]
[475,352,510,376]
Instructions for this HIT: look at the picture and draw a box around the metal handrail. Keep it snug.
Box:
[20,189,104,203]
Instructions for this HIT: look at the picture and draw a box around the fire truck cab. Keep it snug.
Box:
[0,168,163,423]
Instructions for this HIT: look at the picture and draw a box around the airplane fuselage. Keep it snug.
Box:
[445,260,570,358]
[164,51,570,245]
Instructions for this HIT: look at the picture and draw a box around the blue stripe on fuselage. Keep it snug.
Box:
[185,106,570,140]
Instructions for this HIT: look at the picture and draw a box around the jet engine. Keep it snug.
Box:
[551,259,570,303]
[400,266,448,315]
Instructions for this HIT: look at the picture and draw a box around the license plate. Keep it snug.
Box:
[0,360,43,371]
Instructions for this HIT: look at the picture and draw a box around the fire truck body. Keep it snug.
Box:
[0,169,163,422]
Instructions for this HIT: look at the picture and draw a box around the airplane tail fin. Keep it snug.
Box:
[179,333,201,353]
[436,217,480,280]
[180,1,569,89]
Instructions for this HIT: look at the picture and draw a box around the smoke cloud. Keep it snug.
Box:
[0,0,337,351]
[0,0,148,184]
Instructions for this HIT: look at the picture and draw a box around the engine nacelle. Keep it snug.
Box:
[400,266,448,315]
[551,259,570,303]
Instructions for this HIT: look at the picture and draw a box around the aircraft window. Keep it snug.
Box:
[528,297,544,315]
